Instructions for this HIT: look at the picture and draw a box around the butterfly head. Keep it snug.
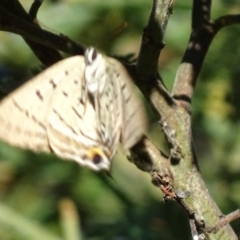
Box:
[84,47,106,95]
[83,147,111,171]
[85,47,99,64]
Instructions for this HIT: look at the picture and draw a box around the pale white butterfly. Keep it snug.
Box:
[0,47,147,171]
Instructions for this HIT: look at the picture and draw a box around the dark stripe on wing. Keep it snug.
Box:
[36,90,43,100]
[12,99,46,130]
[52,108,102,144]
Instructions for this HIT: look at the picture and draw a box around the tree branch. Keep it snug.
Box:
[0,1,84,66]
[136,0,173,82]
[135,0,240,239]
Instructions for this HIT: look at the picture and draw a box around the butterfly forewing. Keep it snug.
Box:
[0,58,76,152]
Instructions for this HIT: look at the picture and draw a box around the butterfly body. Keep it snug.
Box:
[0,48,147,171]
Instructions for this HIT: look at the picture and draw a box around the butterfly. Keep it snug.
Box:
[0,47,147,171]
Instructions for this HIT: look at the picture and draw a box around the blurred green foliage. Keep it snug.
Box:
[0,0,240,239]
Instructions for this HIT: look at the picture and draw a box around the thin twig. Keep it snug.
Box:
[213,14,240,31]
[0,1,62,66]
[206,210,240,234]
[29,0,43,20]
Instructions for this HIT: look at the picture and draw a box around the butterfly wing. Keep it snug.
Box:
[106,58,147,150]
[0,57,80,152]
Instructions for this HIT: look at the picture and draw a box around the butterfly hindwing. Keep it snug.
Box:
[99,60,122,159]
[108,58,147,150]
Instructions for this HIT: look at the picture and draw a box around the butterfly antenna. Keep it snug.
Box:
[96,21,128,47]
